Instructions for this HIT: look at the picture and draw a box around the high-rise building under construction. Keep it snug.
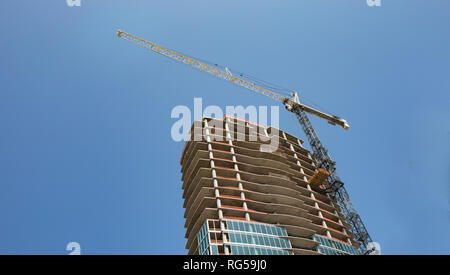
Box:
[180,115,360,255]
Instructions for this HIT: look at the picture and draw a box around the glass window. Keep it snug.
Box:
[251,235,258,245]
[238,222,245,232]
[237,245,243,255]
[287,239,292,248]
[246,233,251,244]
[210,245,218,255]
[231,245,238,255]
[242,233,249,244]
[239,234,245,244]
[236,233,242,243]
[276,227,283,236]
[274,238,282,248]
[257,235,264,246]
[284,239,290,248]
[255,223,262,234]
[262,236,269,246]
[248,223,255,233]
[227,221,233,231]
[261,225,268,235]
[239,234,246,244]
[229,233,236,242]
[243,246,250,254]
[280,238,286,248]
[331,240,338,250]
[244,223,250,232]
[269,237,276,247]
[244,234,252,244]
[270,226,277,235]
[343,244,349,254]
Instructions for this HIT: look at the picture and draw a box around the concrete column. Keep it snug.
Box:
[240,192,246,200]
[245,213,251,221]
[205,127,212,143]
[222,233,228,243]
[243,202,248,211]
[220,221,226,231]
[238,182,244,190]
[298,165,304,174]
[225,122,232,141]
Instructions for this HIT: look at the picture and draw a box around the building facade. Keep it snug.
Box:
[180,115,360,255]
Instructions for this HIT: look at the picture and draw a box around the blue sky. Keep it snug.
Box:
[0,0,449,255]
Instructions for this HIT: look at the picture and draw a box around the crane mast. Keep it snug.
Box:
[289,93,373,251]
[117,30,374,253]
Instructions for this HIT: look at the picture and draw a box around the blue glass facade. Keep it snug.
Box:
[197,222,211,255]
[313,235,360,255]
[197,219,293,255]
[225,219,293,255]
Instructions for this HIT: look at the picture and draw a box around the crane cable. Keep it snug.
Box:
[164,45,333,115]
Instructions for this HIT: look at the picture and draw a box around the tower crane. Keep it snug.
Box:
[117,30,374,253]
